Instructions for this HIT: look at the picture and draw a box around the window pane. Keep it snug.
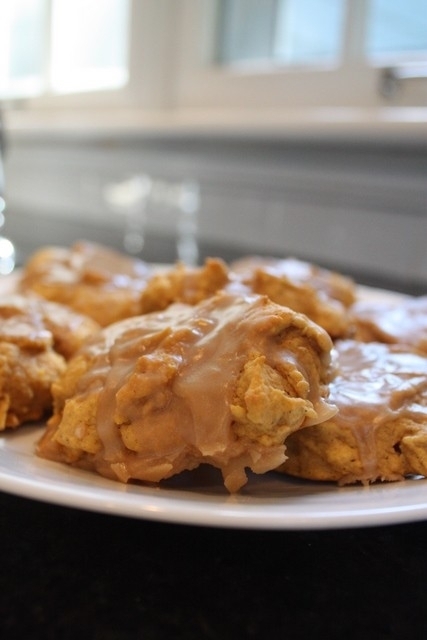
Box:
[50,0,130,93]
[274,0,345,64]
[0,0,47,98]
[216,0,277,64]
[215,0,345,66]
[367,0,427,59]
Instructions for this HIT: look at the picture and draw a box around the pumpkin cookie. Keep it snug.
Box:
[37,292,336,492]
[278,340,427,484]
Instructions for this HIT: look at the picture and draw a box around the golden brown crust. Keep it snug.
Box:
[280,417,427,483]
[19,244,230,327]
[37,292,336,492]
[0,342,65,430]
[19,243,358,340]
[351,295,427,354]
[229,256,356,338]
[0,294,100,358]
[139,258,229,313]
[278,340,427,484]
[19,241,152,326]
[0,294,100,430]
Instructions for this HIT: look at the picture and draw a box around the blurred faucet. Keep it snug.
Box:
[0,109,16,274]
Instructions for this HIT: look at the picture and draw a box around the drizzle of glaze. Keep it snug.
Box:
[331,340,427,480]
[53,292,336,491]
[352,296,427,353]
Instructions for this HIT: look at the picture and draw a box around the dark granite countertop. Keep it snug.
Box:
[1,489,426,639]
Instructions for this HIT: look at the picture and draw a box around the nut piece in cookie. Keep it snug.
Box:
[37,292,336,492]
[278,340,427,484]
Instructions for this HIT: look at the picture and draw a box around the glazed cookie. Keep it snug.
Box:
[229,256,356,338]
[37,292,336,492]
[139,258,229,313]
[351,295,427,354]
[0,294,100,429]
[19,241,152,326]
[278,340,427,484]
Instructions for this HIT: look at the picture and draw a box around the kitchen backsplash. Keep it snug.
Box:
[3,134,427,290]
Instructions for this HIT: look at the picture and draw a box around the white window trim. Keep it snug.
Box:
[174,0,427,109]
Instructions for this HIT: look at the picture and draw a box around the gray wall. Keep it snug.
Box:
[3,132,427,292]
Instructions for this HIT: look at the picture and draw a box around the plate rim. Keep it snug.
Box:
[1,427,427,530]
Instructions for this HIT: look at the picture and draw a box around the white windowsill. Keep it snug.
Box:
[4,106,427,145]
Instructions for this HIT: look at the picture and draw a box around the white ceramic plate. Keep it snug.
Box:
[1,425,427,530]
[0,279,426,530]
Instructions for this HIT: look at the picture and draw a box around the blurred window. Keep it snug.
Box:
[0,0,425,111]
[216,0,427,66]
[216,0,345,67]
[367,0,427,60]
[0,0,47,98]
[50,0,129,93]
[0,0,129,99]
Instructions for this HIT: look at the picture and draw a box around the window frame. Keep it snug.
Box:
[1,0,426,139]
[173,0,427,111]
